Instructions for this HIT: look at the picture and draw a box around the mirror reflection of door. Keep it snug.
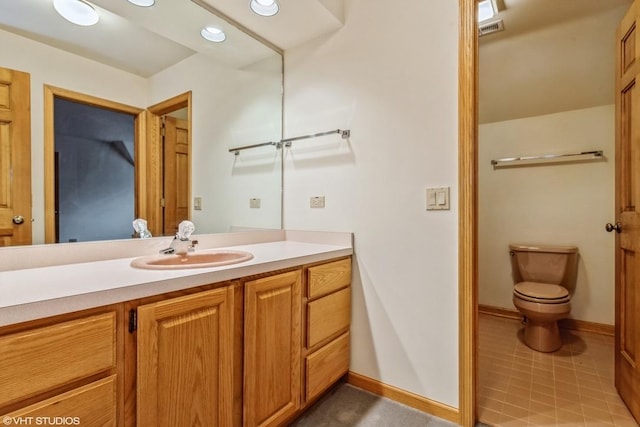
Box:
[144,92,192,237]
[0,67,31,246]
[54,97,136,242]
[162,111,189,236]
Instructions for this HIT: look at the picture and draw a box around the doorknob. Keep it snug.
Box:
[605,222,622,233]
[12,215,25,225]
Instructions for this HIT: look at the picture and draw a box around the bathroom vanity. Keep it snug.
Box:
[0,230,352,426]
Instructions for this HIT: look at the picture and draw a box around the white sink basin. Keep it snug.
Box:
[131,250,253,270]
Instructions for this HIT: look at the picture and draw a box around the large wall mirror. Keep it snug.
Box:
[0,0,283,245]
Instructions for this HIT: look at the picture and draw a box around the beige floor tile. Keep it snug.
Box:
[478,314,639,427]
[530,390,556,407]
[609,402,635,418]
[498,414,529,427]
[527,412,557,426]
[614,416,640,427]
[509,376,533,391]
[582,404,615,423]
[502,402,530,420]
[555,407,585,424]
[478,407,502,426]
[555,394,582,410]
[529,399,556,417]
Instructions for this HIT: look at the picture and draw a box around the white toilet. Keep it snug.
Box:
[510,244,579,352]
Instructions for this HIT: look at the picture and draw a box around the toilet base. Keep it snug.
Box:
[513,296,570,353]
[523,317,562,352]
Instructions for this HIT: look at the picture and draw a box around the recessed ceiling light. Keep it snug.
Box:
[127,0,155,6]
[250,0,279,17]
[201,27,226,43]
[478,0,496,22]
[53,0,99,26]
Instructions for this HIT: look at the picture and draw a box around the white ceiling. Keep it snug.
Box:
[0,0,344,77]
[199,0,344,50]
[479,0,633,123]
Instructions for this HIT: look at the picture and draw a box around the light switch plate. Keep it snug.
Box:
[426,187,450,210]
[194,197,202,210]
[250,198,261,209]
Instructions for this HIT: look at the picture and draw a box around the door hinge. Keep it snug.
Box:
[160,198,166,207]
[128,309,137,333]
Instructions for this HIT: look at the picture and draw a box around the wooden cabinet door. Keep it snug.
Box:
[137,287,234,427]
[244,271,301,427]
[615,2,640,423]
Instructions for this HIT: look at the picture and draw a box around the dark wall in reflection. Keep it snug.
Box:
[54,98,135,242]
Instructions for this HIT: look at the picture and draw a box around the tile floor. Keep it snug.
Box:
[478,313,638,426]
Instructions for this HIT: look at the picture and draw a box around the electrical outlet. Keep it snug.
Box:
[310,196,325,208]
[249,198,261,209]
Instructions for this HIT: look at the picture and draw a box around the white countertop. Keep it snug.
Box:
[0,233,352,327]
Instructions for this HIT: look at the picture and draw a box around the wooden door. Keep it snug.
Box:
[615,2,640,422]
[162,116,190,236]
[244,271,301,427]
[137,287,234,427]
[0,67,31,246]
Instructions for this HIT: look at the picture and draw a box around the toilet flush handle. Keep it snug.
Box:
[605,222,622,233]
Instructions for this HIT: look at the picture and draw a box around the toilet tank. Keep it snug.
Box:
[509,244,579,292]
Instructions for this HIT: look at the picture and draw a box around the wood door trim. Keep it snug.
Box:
[43,85,144,244]
[458,0,478,426]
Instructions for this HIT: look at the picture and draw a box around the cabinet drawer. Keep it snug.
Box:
[307,287,350,348]
[5,375,117,426]
[305,332,350,401]
[0,312,116,406]
[307,258,351,299]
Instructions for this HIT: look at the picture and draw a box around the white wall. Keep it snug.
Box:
[0,29,148,244]
[479,105,615,325]
[148,53,283,233]
[283,0,460,407]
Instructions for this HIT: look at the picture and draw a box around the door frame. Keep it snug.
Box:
[43,85,144,243]
[458,0,478,426]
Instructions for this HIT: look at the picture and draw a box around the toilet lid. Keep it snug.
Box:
[514,282,570,303]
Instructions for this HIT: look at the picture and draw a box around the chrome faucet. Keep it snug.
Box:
[159,220,196,255]
[159,237,197,255]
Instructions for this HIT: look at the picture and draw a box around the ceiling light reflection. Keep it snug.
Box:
[249,0,279,17]
[53,0,99,26]
[201,26,226,43]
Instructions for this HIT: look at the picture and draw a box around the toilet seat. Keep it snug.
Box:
[513,282,570,304]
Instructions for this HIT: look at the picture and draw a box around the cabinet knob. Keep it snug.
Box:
[12,215,25,225]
